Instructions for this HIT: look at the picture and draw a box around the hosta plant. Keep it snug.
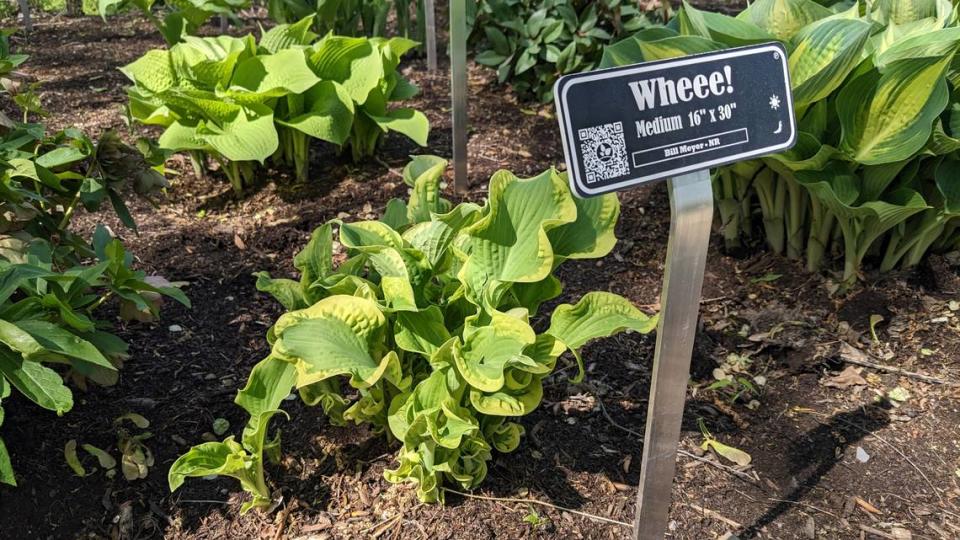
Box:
[603,0,960,287]
[0,122,190,485]
[473,0,660,102]
[122,16,429,192]
[169,156,657,509]
[99,0,250,45]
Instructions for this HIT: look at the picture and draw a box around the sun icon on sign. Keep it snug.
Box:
[769,94,781,110]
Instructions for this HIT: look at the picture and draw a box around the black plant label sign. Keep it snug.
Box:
[554,43,797,197]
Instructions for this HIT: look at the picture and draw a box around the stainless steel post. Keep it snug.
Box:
[633,169,714,539]
[424,0,437,72]
[449,0,468,193]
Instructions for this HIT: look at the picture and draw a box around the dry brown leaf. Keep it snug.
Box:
[823,366,867,389]
[855,496,881,514]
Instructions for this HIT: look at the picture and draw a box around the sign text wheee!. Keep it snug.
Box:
[628,66,734,111]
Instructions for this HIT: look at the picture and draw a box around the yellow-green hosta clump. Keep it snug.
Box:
[604,0,960,286]
[121,15,429,192]
[169,156,657,509]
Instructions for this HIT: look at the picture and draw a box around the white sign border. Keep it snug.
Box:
[555,43,797,197]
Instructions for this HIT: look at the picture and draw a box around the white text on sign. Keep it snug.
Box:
[628,66,734,111]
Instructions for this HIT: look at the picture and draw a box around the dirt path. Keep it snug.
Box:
[0,13,958,540]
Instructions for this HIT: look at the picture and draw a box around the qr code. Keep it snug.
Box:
[578,122,629,184]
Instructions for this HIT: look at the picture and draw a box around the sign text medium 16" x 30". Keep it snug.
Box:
[554,43,797,197]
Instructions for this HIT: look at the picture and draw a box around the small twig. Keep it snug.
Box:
[859,524,896,539]
[441,488,632,528]
[766,498,839,519]
[595,398,764,489]
[272,501,294,540]
[366,514,402,538]
[839,344,957,385]
[177,499,230,504]
[687,503,742,528]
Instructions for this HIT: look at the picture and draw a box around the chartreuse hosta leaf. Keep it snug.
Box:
[459,169,577,306]
[173,158,656,508]
[123,17,427,191]
[169,355,296,512]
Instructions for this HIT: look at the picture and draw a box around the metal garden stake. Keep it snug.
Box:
[554,44,797,539]
[450,0,468,192]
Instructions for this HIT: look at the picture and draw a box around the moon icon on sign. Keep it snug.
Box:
[773,121,782,134]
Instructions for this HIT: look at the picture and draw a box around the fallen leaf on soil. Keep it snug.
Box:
[823,366,867,389]
[702,439,752,466]
[855,496,881,514]
[64,439,86,477]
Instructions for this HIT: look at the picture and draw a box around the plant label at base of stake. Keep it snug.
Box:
[554,43,796,198]
[553,44,796,540]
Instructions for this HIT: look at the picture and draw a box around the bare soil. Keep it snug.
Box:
[0,12,959,540]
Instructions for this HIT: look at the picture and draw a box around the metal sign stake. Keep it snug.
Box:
[552,44,795,537]
[449,0,468,193]
[424,0,437,71]
[633,169,713,539]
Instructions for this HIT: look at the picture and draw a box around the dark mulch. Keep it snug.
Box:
[0,12,958,540]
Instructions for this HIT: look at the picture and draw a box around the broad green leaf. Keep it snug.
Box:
[789,18,873,107]
[168,437,270,512]
[309,36,384,104]
[548,292,658,351]
[459,169,577,302]
[14,320,117,386]
[679,1,775,46]
[235,355,297,452]
[636,36,724,61]
[838,57,953,165]
[548,187,620,260]
[254,271,307,310]
[279,81,355,145]
[738,0,833,40]
[274,295,398,388]
[395,307,451,357]
[259,15,318,53]
[197,106,279,163]
[0,348,73,414]
[404,155,449,223]
[121,50,177,93]
[368,108,430,147]
[231,49,321,95]
[294,223,334,288]
[454,310,537,393]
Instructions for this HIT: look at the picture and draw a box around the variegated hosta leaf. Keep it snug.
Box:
[872,0,940,25]
[789,18,873,108]
[453,310,537,393]
[635,35,724,62]
[547,180,620,260]
[737,0,833,41]
[403,155,450,224]
[838,56,953,165]
[679,0,775,46]
[548,292,659,352]
[458,169,577,305]
[273,295,401,388]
